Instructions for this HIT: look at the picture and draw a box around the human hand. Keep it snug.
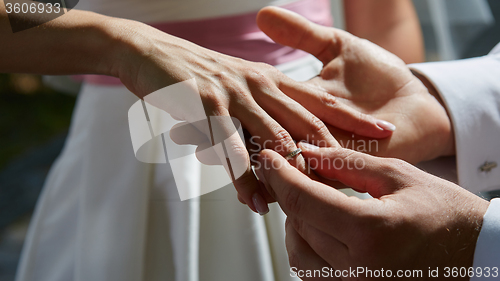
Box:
[254,143,489,280]
[257,7,454,164]
[111,19,396,213]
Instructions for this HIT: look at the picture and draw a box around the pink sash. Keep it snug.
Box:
[79,0,332,85]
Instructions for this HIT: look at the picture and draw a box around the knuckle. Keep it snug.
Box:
[227,142,250,161]
[246,66,266,80]
[377,157,397,171]
[356,110,370,125]
[340,149,359,165]
[394,159,414,173]
[201,86,217,102]
[351,111,372,136]
[320,93,338,108]
[387,158,421,185]
[201,90,227,116]
[308,115,330,138]
[257,62,276,73]
[383,158,408,173]
[373,158,408,187]
[204,103,226,117]
[212,71,231,82]
[246,64,277,85]
[272,127,296,153]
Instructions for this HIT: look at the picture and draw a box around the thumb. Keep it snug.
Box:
[298,142,404,198]
[257,6,346,64]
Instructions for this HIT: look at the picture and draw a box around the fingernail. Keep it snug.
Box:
[252,193,269,216]
[376,120,396,132]
[299,142,319,151]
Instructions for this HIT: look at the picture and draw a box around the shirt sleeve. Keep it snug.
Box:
[409,49,500,194]
[471,198,500,280]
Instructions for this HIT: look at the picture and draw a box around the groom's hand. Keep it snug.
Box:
[257,7,455,164]
[254,144,489,279]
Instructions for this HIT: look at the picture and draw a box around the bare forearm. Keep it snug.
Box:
[0,1,137,77]
[344,0,424,63]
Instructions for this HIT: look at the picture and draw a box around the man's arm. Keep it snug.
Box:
[254,145,490,279]
[409,48,500,279]
[257,7,500,277]
[410,48,500,194]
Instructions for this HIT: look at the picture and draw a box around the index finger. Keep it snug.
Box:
[254,149,365,242]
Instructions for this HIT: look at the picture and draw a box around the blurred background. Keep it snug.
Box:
[1,0,499,280]
[0,74,77,280]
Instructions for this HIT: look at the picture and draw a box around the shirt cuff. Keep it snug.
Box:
[471,198,500,280]
[409,55,500,194]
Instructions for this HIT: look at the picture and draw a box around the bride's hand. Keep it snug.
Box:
[110,19,393,212]
[0,5,392,211]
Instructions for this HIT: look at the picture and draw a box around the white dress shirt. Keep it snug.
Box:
[411,43,500,279]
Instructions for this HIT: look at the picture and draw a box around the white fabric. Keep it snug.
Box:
[15,54,322,281]
[75,0,298,23]
[18,0,328,279]
[472,198,500,280]
[410,44,500,194]
[410,43,500,275]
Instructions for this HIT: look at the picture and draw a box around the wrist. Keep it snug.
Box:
[101,17,184,98]
[97,17,146,80]
[413,72,456,158]
[59,11,130,78]
[0,9,133,77]
[449,193,489,271]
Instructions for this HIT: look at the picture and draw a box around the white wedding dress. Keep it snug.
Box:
[15,1,327,280]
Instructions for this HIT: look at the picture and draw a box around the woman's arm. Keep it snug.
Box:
[1,2,396,214]
[0,1,126,77]
[344,0,425,63]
